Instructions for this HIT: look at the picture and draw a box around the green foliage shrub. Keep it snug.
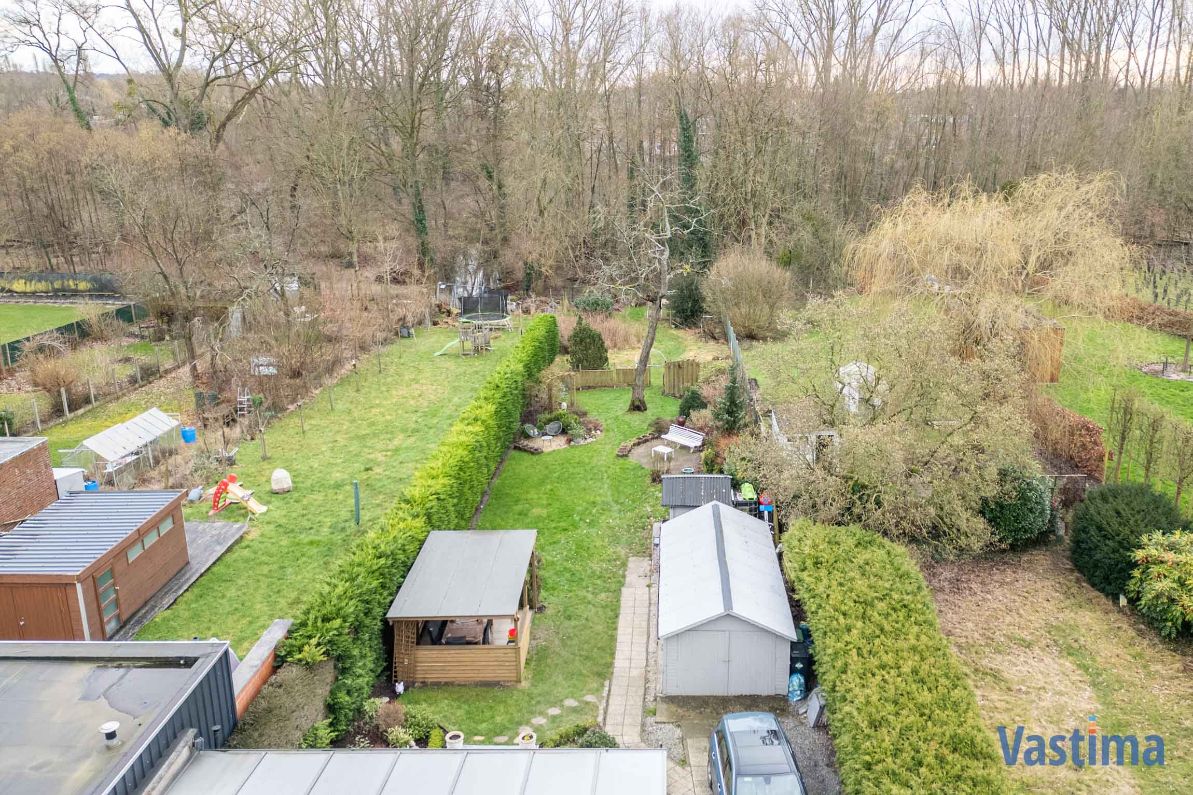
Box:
[541,722,620,749]
[1071,483,1184,597]
[300,719,334,749]
[713,368,747,432]
[782,521,1010,793]
[573,291,613,314]
[282,315,559,739]
[678,387,707,419]
[670,273,705,326]
[536,409,583,438]
[568,316,609,370]
[0,407,15,436]
[428,726,446,749]
[1127,530,1193,638]
[980,468,1051,547]
[402,704,438,743]
[385,726,414,748]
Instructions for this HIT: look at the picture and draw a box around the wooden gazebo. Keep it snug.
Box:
[387,529,539,685]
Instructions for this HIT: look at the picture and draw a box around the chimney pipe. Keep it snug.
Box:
[99,721,121,749]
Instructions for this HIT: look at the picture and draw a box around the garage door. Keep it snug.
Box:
[0,585,75,640]
[668,630,730,695]
[728,631,779,695]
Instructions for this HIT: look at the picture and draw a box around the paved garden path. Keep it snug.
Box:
[604,557,650,746]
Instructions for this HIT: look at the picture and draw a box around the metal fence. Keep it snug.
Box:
[0,302,148,370]
[0,271,122,295]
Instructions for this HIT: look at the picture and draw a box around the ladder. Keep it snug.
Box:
[236,387,253,417]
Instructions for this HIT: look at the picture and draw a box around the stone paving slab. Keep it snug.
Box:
[604,557,651,748]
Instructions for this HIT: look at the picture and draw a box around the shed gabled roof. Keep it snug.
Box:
[386,530,536,620]
[658,502,796,640]
[660,474,733,508]
[80,407,178,462]
[0,490,182,575]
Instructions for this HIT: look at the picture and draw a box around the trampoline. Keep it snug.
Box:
[461,311,513,331]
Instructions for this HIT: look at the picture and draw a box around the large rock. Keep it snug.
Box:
[270,468,293,494]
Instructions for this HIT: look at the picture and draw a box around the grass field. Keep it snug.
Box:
[930,546,1193,794]
[0,302,87,343]
[136,328,513,655]
[400,385,678,739]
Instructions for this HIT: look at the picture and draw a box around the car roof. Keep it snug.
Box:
[721,713,796,776]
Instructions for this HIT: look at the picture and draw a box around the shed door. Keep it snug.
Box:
[672,630,730,695]
[727,631,781,695]
[0,585,74,640]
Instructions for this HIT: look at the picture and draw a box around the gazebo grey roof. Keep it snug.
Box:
[661,474,733,508]
[0,490,181,575]
[386,530,537,621]
[164,748,667,795]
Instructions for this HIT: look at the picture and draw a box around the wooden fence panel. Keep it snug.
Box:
[663,360,700,396]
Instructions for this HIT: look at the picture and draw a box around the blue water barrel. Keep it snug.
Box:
[181,426,197,444]
[83,480,99,492]
[787,672,806,702]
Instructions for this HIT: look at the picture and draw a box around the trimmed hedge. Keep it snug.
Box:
[782,521,1010,794]
[283,315,558,737]
[1071,482,1184,598]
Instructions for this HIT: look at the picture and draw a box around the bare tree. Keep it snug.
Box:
[0,0,93,128]
[597,173,706,411]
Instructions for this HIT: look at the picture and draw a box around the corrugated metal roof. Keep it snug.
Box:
[661,474,733,508]
[658,502,796,641]
[0,437,45,465]
[386,530,536,620]
[81,407,179,462]
[0,490,181,575]
[164,749,667,795]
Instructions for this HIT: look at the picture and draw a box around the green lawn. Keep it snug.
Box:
[1046,312,1193,426]
[401,385,678,739]
[136,328,513,655]
[0,303,87,343]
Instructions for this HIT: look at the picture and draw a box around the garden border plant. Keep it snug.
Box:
[281,315,558,738]
[782,520,1010,794]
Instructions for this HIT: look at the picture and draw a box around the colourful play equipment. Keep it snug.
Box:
[209,473,269,517]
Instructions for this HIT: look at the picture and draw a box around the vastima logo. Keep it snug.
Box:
[998,715,1165,767]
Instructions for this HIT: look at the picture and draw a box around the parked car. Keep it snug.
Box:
[709,712,806,794]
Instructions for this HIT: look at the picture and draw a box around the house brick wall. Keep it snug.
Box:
[0,441,58,528]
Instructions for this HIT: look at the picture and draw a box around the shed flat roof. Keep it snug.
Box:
[164,749,667,795]
[658,502,796,640]
[386,530,536,620]
[661,474,733,508]
[81,407,178,462]
[0,640,230,795]
[0,490,182,575]
[0,437,45,465]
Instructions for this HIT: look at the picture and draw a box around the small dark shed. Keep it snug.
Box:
[661,474,734,519]
[0,490,187,640]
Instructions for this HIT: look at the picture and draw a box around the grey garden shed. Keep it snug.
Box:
[658,501,797,696]
[660,474,733,519]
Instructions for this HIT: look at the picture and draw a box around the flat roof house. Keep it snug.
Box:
[658,501,797,696]
[0,640,236,795]
[163,748,667,794]
[388,530,538,684]
[0,490,187,640]
[660,474,733,519]
[0,437,59,529]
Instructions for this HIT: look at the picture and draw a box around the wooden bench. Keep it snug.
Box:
[662,424,705,452]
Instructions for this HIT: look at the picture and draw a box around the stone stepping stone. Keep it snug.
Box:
[531,716,548,726]
[583,694,599,703]
[493,736,508,743]
[547,707,562,716]
[472,736,486,742]
[563,698,579,707]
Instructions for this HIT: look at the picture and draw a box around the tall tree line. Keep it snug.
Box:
[4,0,1193,288]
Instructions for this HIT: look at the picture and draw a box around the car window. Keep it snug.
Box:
[734,773,800,794]
[717,731,732,786]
